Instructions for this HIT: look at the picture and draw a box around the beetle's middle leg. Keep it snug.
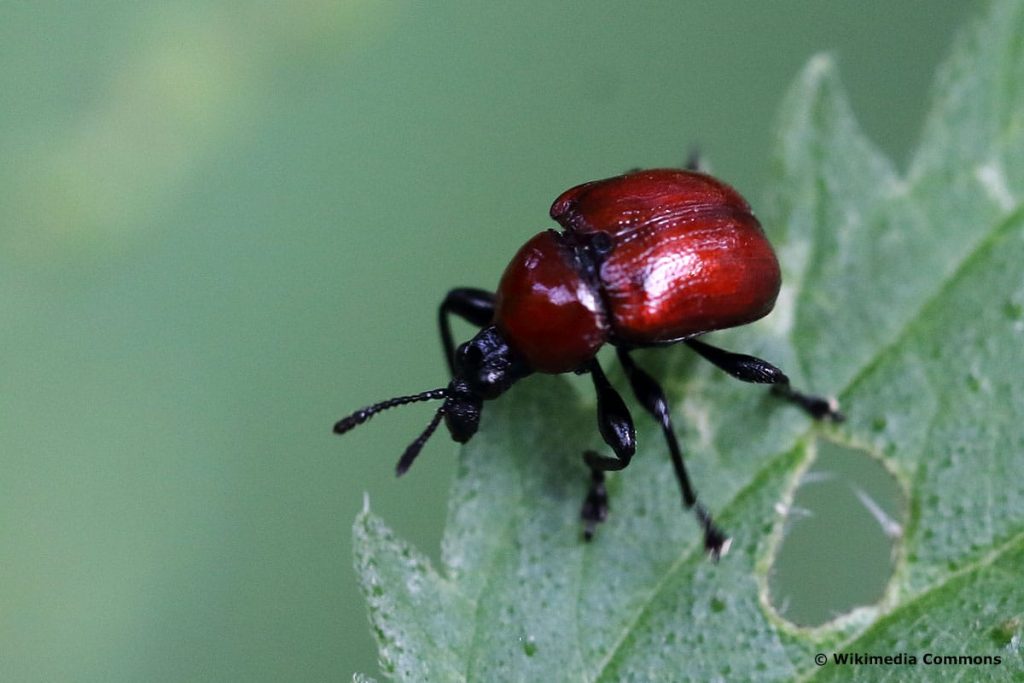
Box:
[617,347,729,560]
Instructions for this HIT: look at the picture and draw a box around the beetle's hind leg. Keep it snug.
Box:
[685,338,844,421]
[629,149,704,176]
[683,148,704,172]
[438,288,495,375]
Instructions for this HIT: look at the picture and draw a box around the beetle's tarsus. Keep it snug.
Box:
[706,534,732,562]
[695,504,730,561]
[771,384,845,422]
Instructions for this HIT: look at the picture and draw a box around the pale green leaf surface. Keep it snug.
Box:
[354,2,1024,680]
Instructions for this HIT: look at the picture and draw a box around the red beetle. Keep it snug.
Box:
[335,166,841,558]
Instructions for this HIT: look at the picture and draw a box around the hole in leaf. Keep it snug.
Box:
[768,438,905,626]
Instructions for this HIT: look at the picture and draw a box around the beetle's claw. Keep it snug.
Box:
[706,534,732,562]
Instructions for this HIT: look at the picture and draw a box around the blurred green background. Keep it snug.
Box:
[1,2,980,680]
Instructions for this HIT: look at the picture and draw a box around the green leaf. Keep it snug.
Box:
[353,1,1024,679]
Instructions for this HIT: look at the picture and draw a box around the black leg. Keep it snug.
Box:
[589,359,636,463]
[579,359,636,540]
[438,288,495,375]
[683,148,702,172]
[617,347,729,560]
[685,338,844,422]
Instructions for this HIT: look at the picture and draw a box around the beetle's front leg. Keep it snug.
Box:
[580,359,636,540]
[589,359,636,463]
[685,338,844,421]
[438,288,495,375]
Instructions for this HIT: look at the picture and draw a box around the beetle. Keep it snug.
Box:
[334,163,842,559]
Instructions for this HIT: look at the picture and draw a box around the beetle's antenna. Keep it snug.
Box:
[395,405,446,476]
[333,388,447,435]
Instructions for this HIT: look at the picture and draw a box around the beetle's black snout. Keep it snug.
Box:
[443,379,483,443]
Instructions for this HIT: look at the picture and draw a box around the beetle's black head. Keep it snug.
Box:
[453,325,527,399]
[443,325,531,442]
[333,325,530,476]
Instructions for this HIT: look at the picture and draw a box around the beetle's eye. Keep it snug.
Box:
[459,343,483,369]
[591,231,613,256]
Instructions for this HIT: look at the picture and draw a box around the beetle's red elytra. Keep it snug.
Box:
[335,164,842,559]
[496,170,782,373]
